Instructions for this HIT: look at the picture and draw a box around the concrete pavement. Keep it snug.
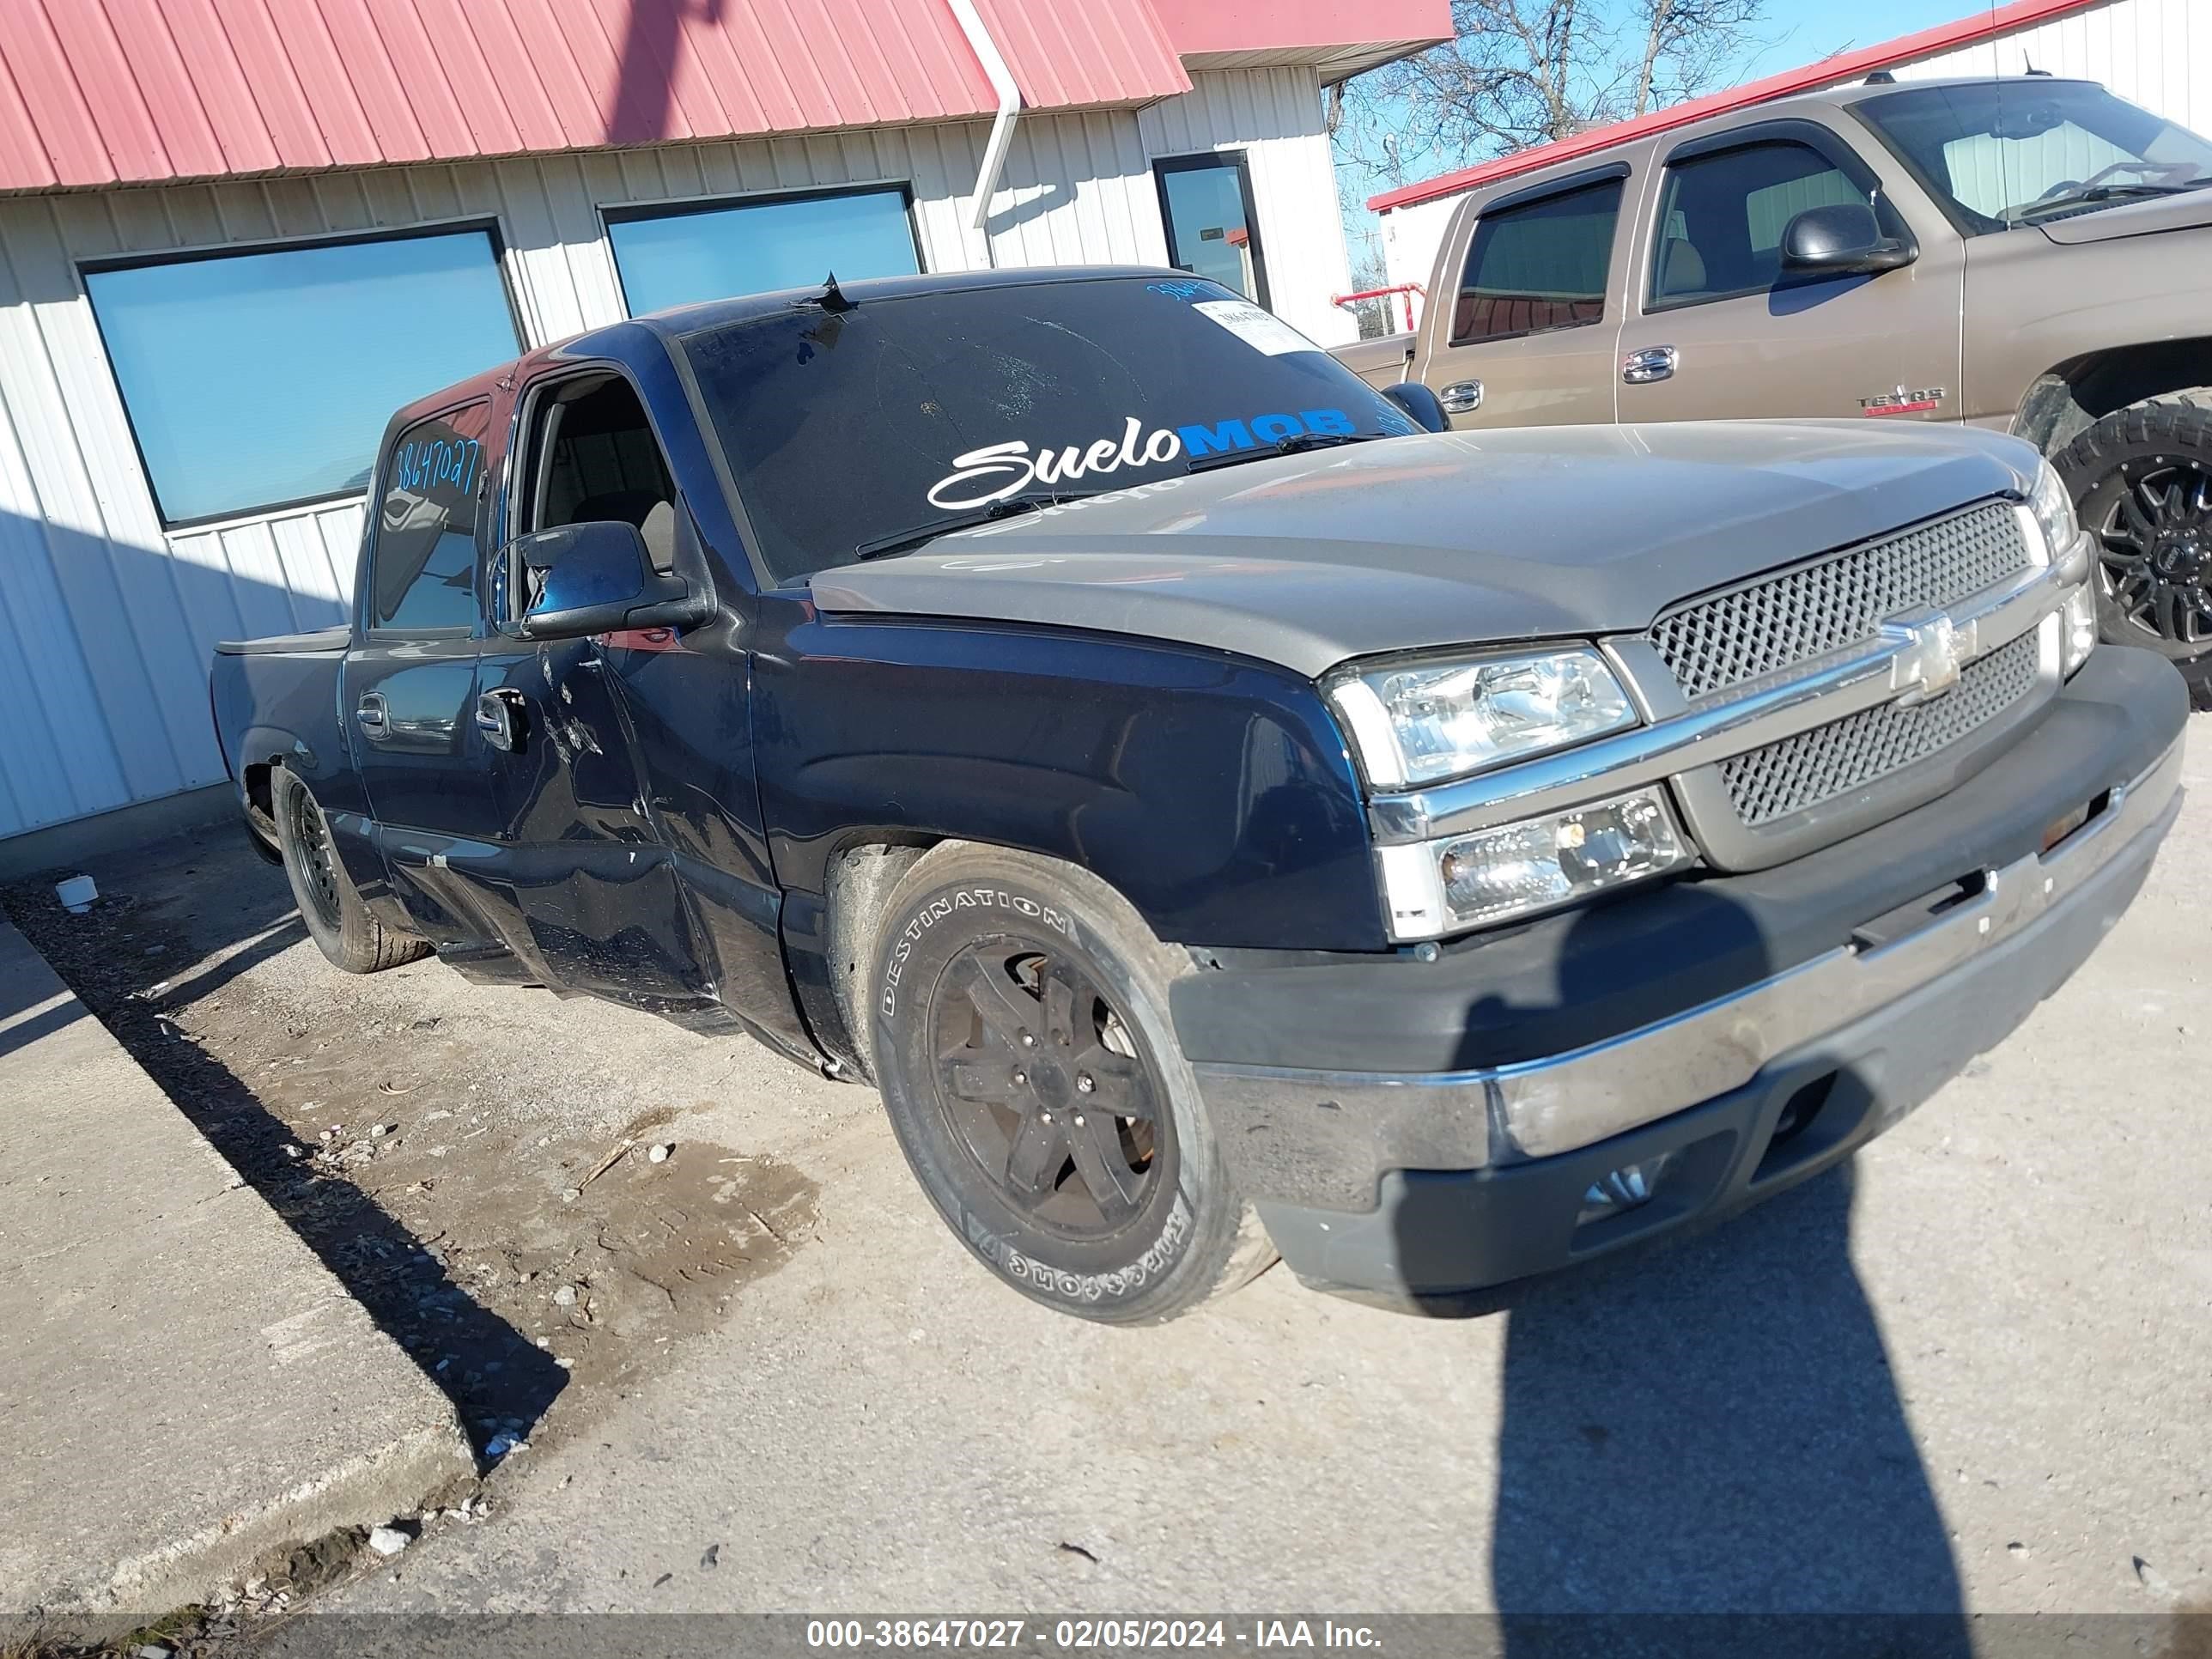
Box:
[0,920,475,1630]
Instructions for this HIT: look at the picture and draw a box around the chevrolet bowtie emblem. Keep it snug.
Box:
[1884,611,1966,704]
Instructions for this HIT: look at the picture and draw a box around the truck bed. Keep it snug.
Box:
[214,626,349,656]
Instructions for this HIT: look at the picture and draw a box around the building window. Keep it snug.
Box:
[1451,178,1623,346]
[1153,153,1269,307]
[1650,143,1881,307]
[370,402,491,635]
[606,185,921,315]
[83,228,519,529]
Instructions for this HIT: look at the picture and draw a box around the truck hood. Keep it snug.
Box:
[2038,186,2212,245]
[811,422,2037,679]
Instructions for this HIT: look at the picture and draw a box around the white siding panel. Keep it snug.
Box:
[0,68,1360,841]
[1891,0,2208,138]
[1138,69,1360,346]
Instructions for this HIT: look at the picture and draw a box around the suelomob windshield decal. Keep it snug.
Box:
[927,409,1358,510]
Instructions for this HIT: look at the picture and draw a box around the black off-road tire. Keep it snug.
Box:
[2054,390,2212,711]
[867,842,1274,1323]
[272,768,430,974]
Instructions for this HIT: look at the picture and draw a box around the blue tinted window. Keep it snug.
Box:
[373,403,490,633]
[86,231,518,526]
[609,187,920,314]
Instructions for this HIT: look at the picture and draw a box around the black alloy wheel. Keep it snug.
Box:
[928,941,1169,1237]
[288,781,344,933]
[2094,457,2212,648]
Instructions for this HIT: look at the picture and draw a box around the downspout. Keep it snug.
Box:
[946,0,1019,248]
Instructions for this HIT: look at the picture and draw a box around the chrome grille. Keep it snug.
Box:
[1650,501,2033,700]
[1719,631,2042,827]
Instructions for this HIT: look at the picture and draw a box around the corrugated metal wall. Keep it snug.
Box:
[1893,0,2206,136]
[0,66,1350,842]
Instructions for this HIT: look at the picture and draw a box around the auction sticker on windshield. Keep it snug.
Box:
[1193,299,1317,356]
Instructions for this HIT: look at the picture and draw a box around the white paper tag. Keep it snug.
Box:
[1193,298,1318,356]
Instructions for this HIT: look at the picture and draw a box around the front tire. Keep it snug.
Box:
[867,844,1273,1323]
[2054,390,2212,710]
[272,769,430,975]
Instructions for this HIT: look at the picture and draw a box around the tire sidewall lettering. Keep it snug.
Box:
[878,883,1074,1020]
[960,1194,1192,1304]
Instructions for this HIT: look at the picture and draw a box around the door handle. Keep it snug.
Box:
[355,692,388,737]
[475,689,526,754]
[1622,346,1679,385]
[1439,379,1483,414]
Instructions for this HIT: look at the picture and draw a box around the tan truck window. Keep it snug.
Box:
[1650,141,1871,307]
[1450,178,1623,346]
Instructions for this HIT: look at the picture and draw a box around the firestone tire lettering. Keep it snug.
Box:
[963,1198,1193,1303]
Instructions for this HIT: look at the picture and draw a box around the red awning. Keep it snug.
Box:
[0,0,1195,192]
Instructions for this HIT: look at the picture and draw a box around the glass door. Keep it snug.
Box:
[1153,152,1269,308]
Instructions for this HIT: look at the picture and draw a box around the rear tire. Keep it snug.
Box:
[2053,390,2212,710]
[273,769,430,974]
[867,843,1273,1323]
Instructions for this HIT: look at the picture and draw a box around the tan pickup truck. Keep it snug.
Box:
[1336,76,2212,703]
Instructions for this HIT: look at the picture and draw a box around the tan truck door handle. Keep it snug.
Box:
[1622,346,1679,385]
[1439,380,1483,413]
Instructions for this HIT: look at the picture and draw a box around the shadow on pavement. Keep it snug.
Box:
[1,828,566,1462]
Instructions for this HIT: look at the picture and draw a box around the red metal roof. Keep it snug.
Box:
[0,0,1195,192]
[1367,0,2109,213]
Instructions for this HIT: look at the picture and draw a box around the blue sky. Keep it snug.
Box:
[1738,0,2008,79]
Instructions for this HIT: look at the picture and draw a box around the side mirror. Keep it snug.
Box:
[1381,381,1449,434]
[507,520,713,641]
[1779,203,1917,276]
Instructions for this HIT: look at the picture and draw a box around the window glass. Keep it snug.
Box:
[84,231,517,526]
[1156,155,1268,305]
[678,274,1420,585]
[514,376,678,621]
[372,404,490,633]
[1855,80,2212,234]
[1451,179,1622,346]
[609,188,920,315]
[1650,142,1875,304]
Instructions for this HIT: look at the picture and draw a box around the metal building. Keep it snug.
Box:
[0,0,1449,868]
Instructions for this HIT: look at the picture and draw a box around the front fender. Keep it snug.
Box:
[754,610,1382,954]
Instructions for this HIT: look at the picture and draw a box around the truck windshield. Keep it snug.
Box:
[677,275,1420,584]
[1855,80,2212,234]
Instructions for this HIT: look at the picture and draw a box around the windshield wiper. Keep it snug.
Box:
[1185,431,1384,475]
[2012,179,2208,222]
[852,494,1093,561]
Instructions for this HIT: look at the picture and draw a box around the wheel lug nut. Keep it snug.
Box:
[1076,1073,1095,1094]
[1019,1032,1036,1048]
[1073,1115,1085,1127]
[1012,1069,1027,1086]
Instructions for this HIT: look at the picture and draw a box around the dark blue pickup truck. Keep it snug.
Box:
[213,266,2185,1321]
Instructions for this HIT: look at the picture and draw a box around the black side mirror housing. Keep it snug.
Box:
[507,520,714,641]
[1381,380,1449,434]
[1779,203,1917,276]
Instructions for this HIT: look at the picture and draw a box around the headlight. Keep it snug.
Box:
[2027,459,2080,564]
[1376,785,1695,939]
[1327,647,1638,789]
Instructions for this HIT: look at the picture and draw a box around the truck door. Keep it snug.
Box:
[1417,166,1630,428]
[472,368,714,1010]
[1614,118,1964,424]
[343,399,511,956]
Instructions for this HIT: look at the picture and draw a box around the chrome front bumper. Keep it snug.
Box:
[1194,734,2181,1170]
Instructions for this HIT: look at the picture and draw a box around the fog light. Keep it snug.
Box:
[1437,786,1689,929]
[1577,1152,1675,1227]
[2059,582,2098,678]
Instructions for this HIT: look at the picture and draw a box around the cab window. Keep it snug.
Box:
[508,373,681,618]
[369,402,490,634]
[1649,140,1892,307]
[1450,178,1624,347]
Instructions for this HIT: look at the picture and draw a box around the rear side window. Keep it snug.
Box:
[1450,178,1623,346]
[1650,141,1880,306]
[370,403,490,633]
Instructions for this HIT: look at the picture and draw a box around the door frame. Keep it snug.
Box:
[1152,149,1271,309]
